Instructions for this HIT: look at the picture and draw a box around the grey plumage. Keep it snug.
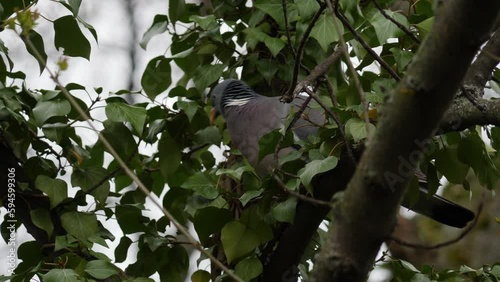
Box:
[211,79,323,175]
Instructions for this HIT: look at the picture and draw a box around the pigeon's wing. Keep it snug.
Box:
[224,96,292,175]
[290,95,326,141]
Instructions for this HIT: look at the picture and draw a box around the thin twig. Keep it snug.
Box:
[284,2,327,102]
[372,0,421,44]
[23,34,245,282]
[290,46,343,99]
[273,174,333,207]
[389,193,485,250]
[335,9,401,81]
[322,76,338,107]
[282,0,295,55]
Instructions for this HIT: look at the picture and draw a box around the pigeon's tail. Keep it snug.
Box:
[401,186,475,228]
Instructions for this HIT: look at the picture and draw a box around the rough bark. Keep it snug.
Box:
[440,97,500,132]
[311,2,499,282]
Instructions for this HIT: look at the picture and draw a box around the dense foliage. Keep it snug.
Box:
[0,0,499,281]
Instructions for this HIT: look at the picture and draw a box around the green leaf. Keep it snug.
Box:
[159,245,189,282]
[30,209,54,238]
[57,0,81,16]
[181,172,218,199]
[239,189,264,206]
[400,259,419,272]
[84,260,118,279]
[217,166,255,181]
[390,47,413,71]
[141,56,172,99]
[255,0,287,27]
[100,121,137,160]
[490,80,500,94]
[54,235,78,251]
[169,0,185,24]
[416,17,433,39]
[300,156,338,191]
[60,211,98,241]
[193,207,233,245]
[194,126,221,145]
[71,167,110,206]
[176,100,198,123]
[346,118,375,142]
[68,0,81,16]
[243,27,268,50]
[240,207,273,244]
[234,257,263,281]
[279,150,303,166]
[158,132,181,181]
[193,64,225,91]
[77,16,98,43]
[43,269,78,282]
[491,127,500,150]
[221,221,261,263]
[264,36,285,57]
[258,129,294,161]
[17,241,43,267]
[145,119,166,143]
[35,175,68,209]
[114,236,132,263]
[272,197,297,223]
[140,14,169,50]
[295,0,320,20]
[435,145,469,184]
[370,10,408,43]
[115,204,147,234]
[256,59,279,84]
[189,15,216,30]
[54,15,91,59]
[32,99,71,125]
[457,132,484,171]
[21,29,47,74]
[311,13,341,52]
[191,270,211,282]
[105,101,147,135]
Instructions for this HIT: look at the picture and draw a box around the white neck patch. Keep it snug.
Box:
[225,97,252,107]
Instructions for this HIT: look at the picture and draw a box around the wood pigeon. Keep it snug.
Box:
[210,79,475,228]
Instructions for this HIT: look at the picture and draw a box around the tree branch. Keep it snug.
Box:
[464,27,500,89]
[440,97,500,132]
[311,2,499,281]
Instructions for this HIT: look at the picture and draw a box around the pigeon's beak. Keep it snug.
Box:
[210,108,218,125]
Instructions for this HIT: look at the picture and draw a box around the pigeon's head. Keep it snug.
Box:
[209,79,255,123]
